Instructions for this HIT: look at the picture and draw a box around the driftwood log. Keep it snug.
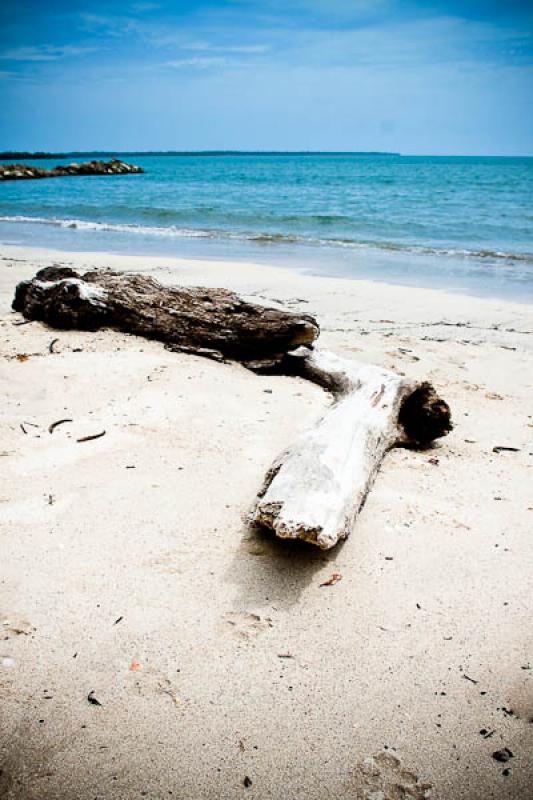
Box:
[253,348,451,548]
[13,267,451,549]
[12,266,319,369]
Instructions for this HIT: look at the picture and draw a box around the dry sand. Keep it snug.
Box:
[1,244,532,800]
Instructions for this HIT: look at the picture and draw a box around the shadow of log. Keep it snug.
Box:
[224,521,344,612]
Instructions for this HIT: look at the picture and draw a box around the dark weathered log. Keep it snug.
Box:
[12,267,319,368]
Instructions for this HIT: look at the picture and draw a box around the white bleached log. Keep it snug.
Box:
[253,348,451,549]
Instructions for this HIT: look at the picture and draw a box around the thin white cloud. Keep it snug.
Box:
[181,42,269,54]
[166,57,229,69]
[250,15,533,70]
[131,2,160,11]
[78,12,143,37]
[0,45,98,62]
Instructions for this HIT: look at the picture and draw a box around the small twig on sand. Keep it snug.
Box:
[77,430,106,443]
[48,418,73,434]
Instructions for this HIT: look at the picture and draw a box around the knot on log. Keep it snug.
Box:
[398,383,452,447]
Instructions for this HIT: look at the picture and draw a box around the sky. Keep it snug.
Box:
[0,0,532,154]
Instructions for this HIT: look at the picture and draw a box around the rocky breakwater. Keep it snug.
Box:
[0,158,144,181]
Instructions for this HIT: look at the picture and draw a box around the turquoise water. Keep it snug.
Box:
[1,153,532,301]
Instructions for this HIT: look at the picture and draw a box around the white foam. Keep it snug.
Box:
[0,214,531,264]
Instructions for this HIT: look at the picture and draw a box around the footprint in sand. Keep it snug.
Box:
[222,611,273,639]
[130,668,180,705]
[352,750,434,799]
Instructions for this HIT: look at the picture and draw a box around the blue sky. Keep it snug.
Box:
[1,1,532,154]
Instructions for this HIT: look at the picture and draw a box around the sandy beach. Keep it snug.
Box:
[1,244,532,800]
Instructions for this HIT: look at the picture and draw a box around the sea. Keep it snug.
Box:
[1,153,532,302]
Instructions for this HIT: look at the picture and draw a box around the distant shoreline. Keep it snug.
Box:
[2,151,532,160]
[0,150,401,160]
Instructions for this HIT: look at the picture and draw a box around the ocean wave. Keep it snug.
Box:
[1,214,532,264]
[0,215,218,239]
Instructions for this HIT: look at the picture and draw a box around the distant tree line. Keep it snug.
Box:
[0,152,67,160]
[0,150,400,160]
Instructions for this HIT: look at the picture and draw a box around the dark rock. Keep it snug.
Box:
[0,159,143,181]
[492,748,514,763]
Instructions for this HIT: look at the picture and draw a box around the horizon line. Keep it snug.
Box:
[1,150,532,159]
